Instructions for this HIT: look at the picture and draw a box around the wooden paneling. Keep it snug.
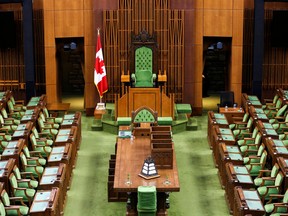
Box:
[85,82,98,108]
[230,83,242,105]
[234,0,244,10]
[204,0,233,10]
[55,11,84,37]
[204,10,233,37]
[230,46,243,85]
[84,10,94,46]
[43,10,55,46]
[43,0,54,10]
[46,84,58,102]
[84,0,93,10]
[232,9,244,46]
[194,9,204,45]
[54,0,83,10]
[84,45,95,83]
[44,47,57,85]
[130,90,159,111]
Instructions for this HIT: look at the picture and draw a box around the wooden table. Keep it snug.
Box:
[29,187,60,216]
[114,135,180,215]
[224,163,254,214]
[207,111,229,149]
[219,107,245,124]
[265,138,288,165]
[46,103,70,116]
[233,186,265,216]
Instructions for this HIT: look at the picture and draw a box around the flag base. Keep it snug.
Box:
[96,102,106,110]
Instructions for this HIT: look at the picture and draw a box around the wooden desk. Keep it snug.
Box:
[1,139,25,168]
[219,107,245,124]
[114,136,180,215]
[277,157,288,192]
[46,103,70,116]
[233,186,264,216]
[265,138,288,165]
[207,111,229,149]
[225,163,254,214]
[26,95,47,109]
[54,127,77,168]
[38,164,67,215]
[212,126,235,167]
[47,144,73,189]
[256,121,279,139]
[241,93,263,112]
[248,106,269,123]
[61,112,82,150]
[0,158,15,195]
[29,187,60,216]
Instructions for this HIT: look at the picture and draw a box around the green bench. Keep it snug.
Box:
[117,117,132,126]
[176,104,192,116]
[158,117,173,125]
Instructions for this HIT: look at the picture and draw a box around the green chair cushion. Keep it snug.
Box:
[176,104,192,114]
[158,117,173,125]
[117,117,131,126]
[6,206,29,216]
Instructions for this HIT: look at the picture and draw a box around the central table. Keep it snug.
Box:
[113,135,180,215]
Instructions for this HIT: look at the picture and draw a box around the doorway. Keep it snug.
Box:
[202,37,231,112]
[56,38,85,111]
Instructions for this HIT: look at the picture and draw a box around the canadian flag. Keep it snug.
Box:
[94,33,108,98]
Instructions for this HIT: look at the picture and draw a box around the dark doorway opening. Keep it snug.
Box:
[56,38,85,110]
[203,37,231,97]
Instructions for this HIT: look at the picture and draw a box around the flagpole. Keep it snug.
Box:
[97,28,103,104]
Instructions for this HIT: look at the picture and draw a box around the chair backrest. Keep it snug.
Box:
[274,171,284,187]
[283,189,288,203]
[259,150,267,167]
[276,104,288,117]
[13,165,22,180]
[137,186,157,211]
[1,189,10,206]
[271,163,280,178]
[135,47,153,73]
[0,200,6,216]
[131,106,158,125]
[219,91,234,107]
[257,144,265,157]
[9,173,18,192]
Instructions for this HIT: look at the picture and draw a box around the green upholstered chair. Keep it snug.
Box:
[12,165,38,189]
[42,107,63,124]
[9,173,35,205]
[242,143,265,164]
[37,117,58,138]
[29,133,52,158]
[137,186,157,215]
[264,97,283,117]
[239,132,262,156]
[245,150,267,177]
[22,145,46,167]
[262,93,280,110]
[269,104,288,124]
[229,112,250,130]
[0,188,29,216]
[272,113,288,134]
[6,100,25,120]
[19,152,44,179]
[132,106,158,127]
[39,112,59,129]
[254,163,280,187]
[31,126,54,146]
[257,171,284,202]
[131,47,156,87]
[264,189,288,215]
[232,117,254,140]
[237,127,259,147]
[0,108,20,125]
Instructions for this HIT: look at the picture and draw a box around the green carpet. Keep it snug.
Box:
[64,113,230,216]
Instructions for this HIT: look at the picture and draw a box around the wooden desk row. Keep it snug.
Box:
[208,103,288,215]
